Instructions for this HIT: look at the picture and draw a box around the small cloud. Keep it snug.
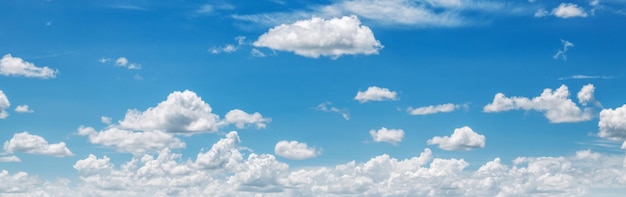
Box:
[14,105,33,113]
[552,3,588,18]
[0,155,20,162]
[534,9,549,18]
[251,49,266,57]
[407,103,467,115]
[0,90,9,119]
[370,127,404,146]
[3,132,73,157]
[316,102,349,120]
[45,21,52,26]
[101,116,112,125]
[100,57,141,70]
[197,4,213,14]
[355,86,398,103]
[98,58,111,63]
[554,39,574,60]
[0,54,59,79]
[209,36,246,54]
[274,140,321,160]
[427,126,486,151]
[558,75,614,80]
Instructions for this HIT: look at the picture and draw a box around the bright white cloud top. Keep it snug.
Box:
[274,140,321,160]
[370,127,405,145]
[0,90,9,119]
[552,3,588,18]
[427,126,486,151]
[354,86,398,103]
[597,104,626,140]
[408,103,464,115]
[0,54,58,79]
[78,126,186,154]
[3,132,73,157]
[483,84,596,123]
[14,105,32,113]
[223,109,270,129]
[253,16,383,59]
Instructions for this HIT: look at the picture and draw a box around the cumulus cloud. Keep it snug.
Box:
[483,84,597,123]
[354,86,398,103]
[223,109,270,129]
[0,155,20,162]
[427,126,485,151]
[99,57,141,70]
[253,16,383,59]
[0,90,9,119]
[597,104,626,140]
[316,102,350,120]
[14,105,33,113]
[77,126,185,155]
[274,140,321,160]
[554,39,574,60]
[3,132,73,157]
[369,127,405,145]
[101,116,112,124]
[0,54,58,78]
[577,84,599,107]
[552,3,588,18]
[407,103,467,115]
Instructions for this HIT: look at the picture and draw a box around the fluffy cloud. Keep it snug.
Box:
[554,39,574,60]
[115,57,141,70]
[483,84,596,123]
[14,105,33,113]
[427,126,485,151]
[354,86,398,103]
[3,132,73,157]
[577,84,599,106]
[316,102,350,120]
[78,126,185,155]
[195,131,242,170]
[274,140,321,160]
[0,90,9,119]
[0,54,58,78]
[223,109,270,129]
[0,155,20,162]
[253,16,383,59]
[552,3,588,18]
[408,103,466,115]
[597,104,626,140]
[370,127,405,145]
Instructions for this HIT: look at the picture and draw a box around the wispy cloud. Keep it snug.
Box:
[559,75,614,80]
[316,102,349,120]
[554,39,574,60]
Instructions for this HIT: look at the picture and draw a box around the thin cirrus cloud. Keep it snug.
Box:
[407,103,467,115]
[253,16,383,59]
[315,102,350,120]
[427,126,486,151]
[274,140,321,160]
[554,39,574,60]
[483,84,598,123]
[0,54,58,79]
[354,86,398,103]
[370,127,405,145]
[558,75,614,80]
[2,132,73,157]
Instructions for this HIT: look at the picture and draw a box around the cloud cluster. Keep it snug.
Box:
[407,103,467,115]
[0,54,58,79]
[2,132,73,158]
[274,140,321,160]
[483,84,597,123]
[354,86,398,103]
[254,16,383,59]
[369,127,405,145]
[427,126,486,151]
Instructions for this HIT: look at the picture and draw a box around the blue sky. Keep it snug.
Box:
[1,0,626,196]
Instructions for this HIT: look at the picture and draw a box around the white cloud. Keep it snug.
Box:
[274,140,321,160]
[316,102,350,120]
[407,103,466,115]
[577,84,599,106]
[3,132,73,157]
[210,36,246,54]
[101,116,112,124]
[559,75,613,80]
[598,104,626,140]
[354,86,398,103]
[253,16,383,59]
[483,84,596,123]
[14,105,33,113]
[223,109,270,129]
[534,8,549,17]
[228,153,289,192]
[0,54,58,78]
[114,57,141,70]
[251,48,267,57]
[0,155,20,162]
[77,126,185,155]
[552,3,588,18]
[0,90,9,119]
[427,126,485,151]
[554,39,574,60]
[369,127,405,145]
[195,131,242,170]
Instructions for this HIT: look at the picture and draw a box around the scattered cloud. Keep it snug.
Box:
[370,127,405,145]
[274,140,321,160]
[597,104,626,141]
[3,132,73,157]
[100,116,112,124]
[577,84,600,107]
[0,54,58,79]
[316,102,350,120]
[77,126,185,155]
[552,3,588,18]
[210,36,246,54]
[14,105,33,113]
[250,48,267,57]
[253,16,383,59]
[0,155,20,162]
[99,57,141,70]
[554,39,574,60]
[559,75,614,80]
[534,8,549,17]
[483,84,597,123]
[427,126,486,151]
[223,109,270,129]
[0,90,9,119]
[354,86,398,103]
[407,103,467,115]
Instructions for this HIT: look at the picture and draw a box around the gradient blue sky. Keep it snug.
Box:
[1,0,626,196]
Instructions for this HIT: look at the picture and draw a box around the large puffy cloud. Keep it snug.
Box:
[354,86,398,103]
[483,84,597,123]
[3,132,73,157]
[274,140,321,160]
[0,54,58,78]
[369,127,405,145]
[0,90,9,119]
[597,104,626,140]
[427,126,485,151]
[78,126,185,155]
[253,16,383,59]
